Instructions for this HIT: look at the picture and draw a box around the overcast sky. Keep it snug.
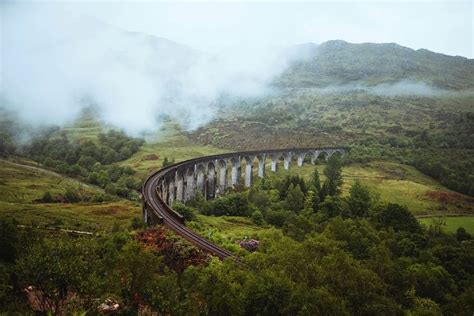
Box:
[11,0,470,58]
[1,0,473,57]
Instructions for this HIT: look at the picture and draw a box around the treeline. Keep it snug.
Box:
[1,177,473,314]
[23,130,144,199]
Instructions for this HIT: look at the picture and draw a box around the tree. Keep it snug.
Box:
[347,180,372,217]
[324,154,343,196]
[15,237,104,314]
[0,219,19,263]
[406,263,456,304]
[311,167,322,192]
[319,196,343,219]
[172,202,196,221]
[372,203,422,234]
[456,227,471,242]
[251,210,265,225]
[285,184,304,213]
[64,189,80,203]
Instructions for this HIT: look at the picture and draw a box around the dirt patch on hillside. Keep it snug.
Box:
[425,190,474,213]
[142,154,159,161]
[91,205,128,216]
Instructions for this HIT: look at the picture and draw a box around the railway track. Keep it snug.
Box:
[142,156,241,261]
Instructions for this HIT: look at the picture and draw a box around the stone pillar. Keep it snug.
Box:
[168,180,175,205]
[311,151,320,164]
[176,173,184,203]
[271,156,278,172]
[218,161,227,195]
[324,151,331,161]
[244,159,253,187]
[185,170,195,202]
[196,168,205,196]
[230,158,240,187]
[297,153,305,167]
[284,152,292,170]
[257,155,266,178]
[207,164,216,199]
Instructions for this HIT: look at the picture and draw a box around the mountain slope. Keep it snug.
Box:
[276,40,474,90]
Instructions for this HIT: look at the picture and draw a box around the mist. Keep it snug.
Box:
[0,3,297,135]
[1,2,471,136]
[304,80,466,97]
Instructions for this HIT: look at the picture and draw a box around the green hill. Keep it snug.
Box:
[277,40,474,90]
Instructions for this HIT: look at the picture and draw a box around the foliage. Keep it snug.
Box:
[372,203,422,234]
[202,192,252,217]
[22,130,144,200]
[347,180,372,217]
[172,202,197,221]
[0,219,19,263]
[162,156,175,167]
[324,154,343,196]
[284,183,304,213]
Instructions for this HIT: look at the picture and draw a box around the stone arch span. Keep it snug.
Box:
[142,147,348,261]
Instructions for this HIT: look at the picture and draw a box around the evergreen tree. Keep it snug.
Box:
[311,167,322,192]
[348,180,372,217]
[324,155,343,196]
[285,184,304,213]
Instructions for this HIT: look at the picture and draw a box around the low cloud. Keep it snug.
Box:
[0,4,294,135]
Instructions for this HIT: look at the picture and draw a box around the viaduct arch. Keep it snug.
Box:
[142,147,347,260]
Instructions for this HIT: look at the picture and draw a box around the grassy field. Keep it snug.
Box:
[187,214,271,255]
[119,122,228,178]
[419,216,474,234]
[0,160,140,232]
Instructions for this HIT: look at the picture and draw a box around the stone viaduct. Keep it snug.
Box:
[142,147,347,259]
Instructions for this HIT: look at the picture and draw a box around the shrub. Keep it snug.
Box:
[41,191,54,203]
[64,189,80,203]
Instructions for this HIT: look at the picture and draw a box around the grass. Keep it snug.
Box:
[0,160,140,232]
[193,214,269,241]
[419,216,474,234]
[262,160,473,216]
[187,214,272,255]
[119,121,228,178]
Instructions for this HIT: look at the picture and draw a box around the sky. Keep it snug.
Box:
[0,0,472,135]
[35,0,474,58]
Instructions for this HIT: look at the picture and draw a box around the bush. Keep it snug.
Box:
[64,189,81,203]
[41,191,54,203]
[251,210,265,225]
[172,202,196,222]
[130,217,146,230]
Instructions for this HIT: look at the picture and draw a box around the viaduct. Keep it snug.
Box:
[142,147,347,260]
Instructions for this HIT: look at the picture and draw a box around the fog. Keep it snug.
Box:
[1,4,300,134]
[1,2,471,135]
[308,80,463,97]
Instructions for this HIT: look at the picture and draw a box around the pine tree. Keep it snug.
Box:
[348,180,372,217]
[285,184,304,213]
[311,167,322,192]
[324,155,343,196]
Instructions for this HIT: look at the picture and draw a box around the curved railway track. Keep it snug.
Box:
[143,155,241,261]
[142,147,347,262]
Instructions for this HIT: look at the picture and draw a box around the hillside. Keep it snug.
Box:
[276,40,474,90]
[0,159,140,231]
